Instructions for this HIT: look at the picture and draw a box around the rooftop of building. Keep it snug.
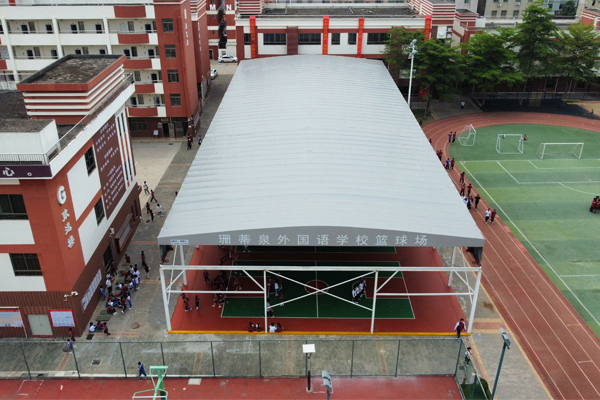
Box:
[262,5,418,17]
[0,92,73,135]
[20,55,122,85]
[426,0,456,4]
[0,118,52,133]
[456,8,479,15]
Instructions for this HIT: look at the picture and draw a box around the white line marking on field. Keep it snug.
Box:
[460,162,600,329]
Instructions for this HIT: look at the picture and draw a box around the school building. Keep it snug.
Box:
[0,54,141,337]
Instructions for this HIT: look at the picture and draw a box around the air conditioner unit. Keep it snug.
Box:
[497,2,502,6]
[515,2,520,5]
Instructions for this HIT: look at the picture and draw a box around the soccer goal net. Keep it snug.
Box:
[536,143,584,160]
[458,124,476,146]
[496,134,523,154]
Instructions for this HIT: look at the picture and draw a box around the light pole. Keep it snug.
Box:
[303,344,315,392]
[491,328,511,400]
[407,39,418,109]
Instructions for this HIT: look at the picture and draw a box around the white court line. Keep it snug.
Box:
[558,183,600,196]
[528,159,600,170]
[460,162,600,329]
[561,274,600,278]
[496,161,521,184]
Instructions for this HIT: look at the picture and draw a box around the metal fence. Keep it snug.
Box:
[0,337,486,396]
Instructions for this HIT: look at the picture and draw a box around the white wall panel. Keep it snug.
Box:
[67,153,101,220]
[0,254,46,292]
[0,220,35,245]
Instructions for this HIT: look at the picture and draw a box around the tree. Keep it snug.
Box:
[415,40,465,110]
[561,0,577,16]
[384,27,425,73]
[463,28,523,105]
[557,23,600,93]
[515,0,559,104]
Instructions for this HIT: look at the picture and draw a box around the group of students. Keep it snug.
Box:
[351,278,367,303]
[102,252,149,316]
[88,320,111,335]
[204,270,232,309]
[590,196,600,213]
[247,322,284,333]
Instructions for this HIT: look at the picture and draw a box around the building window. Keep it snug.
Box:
[99,49,106,55]
[131,46,138,57]
[167,69,179,83]
[10,253,41,276]
[46,24,53,34]
[82,46,89,55]
[84,147,96,174]
[331,33,340,45]
[513,10,519,16]
[298,33,321,45]
[103,245,113,270]
[28,21,36,33]
[75,49,82,55]
[95,23,103,33]
[0,194,28,220]
[129,119,148,131]
[348,33,357,45]
[263,33,286,45]
[212,14,216,19]
[162,18,174,33]
[51,49,58,59]
[78,21,85,32]
[0,24,3,34]
[127,21,135,32]
[165,45,176,58]
[137,94,145,105]
[491,10,497,16]
[367,33,388,45]
[244,33,251,45]
[71,24,78,33]
[94,198,105,224]
[134,71,141,81]
[501,10,507,16]
[170,93,182,106]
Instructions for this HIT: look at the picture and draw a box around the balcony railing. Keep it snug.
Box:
[0,73,133,166]
[110,29,157,34]
[128,103,165,108]
[13,55,58,60]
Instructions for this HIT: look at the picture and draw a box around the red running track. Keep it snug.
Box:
[424,112,600,400]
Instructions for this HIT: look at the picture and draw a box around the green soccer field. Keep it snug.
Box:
[221,261,414,319]
[450,124,600,336]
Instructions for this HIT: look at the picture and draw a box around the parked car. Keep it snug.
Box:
[210,69,218,79]
[218,55,238,63]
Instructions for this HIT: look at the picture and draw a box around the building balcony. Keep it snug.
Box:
[117,33,149,44]
[59,33,108,47]
[134,82,155,93]
[127,104,161,117]
[124,58,153,69]
[13,58,54,72]
[8,33,57,47]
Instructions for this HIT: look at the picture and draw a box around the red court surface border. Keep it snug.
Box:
[424,112,600,400]
[168,246,467,335]
[0,376,459,400]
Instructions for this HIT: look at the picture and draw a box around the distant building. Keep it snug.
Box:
[0,55,141,337]
[0,0,210,138]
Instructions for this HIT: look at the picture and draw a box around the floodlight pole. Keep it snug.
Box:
[407,39,418,110]
[491,328,511,400]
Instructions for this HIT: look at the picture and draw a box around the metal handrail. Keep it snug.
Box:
[0,74,133,166]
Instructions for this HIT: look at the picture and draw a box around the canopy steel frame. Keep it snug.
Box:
[159,246,482,334]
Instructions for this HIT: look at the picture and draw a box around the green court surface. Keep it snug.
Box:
[450,124,600,335]
[221,262,413,319]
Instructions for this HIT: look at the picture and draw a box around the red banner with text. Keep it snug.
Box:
[250,16,257,59]
[357,18,364,58]
[424,16,432,41]
[323,16,329,55]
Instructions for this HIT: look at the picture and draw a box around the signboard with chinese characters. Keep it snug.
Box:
[357,18,364,58]
[322,16,329,55]
[49,310,75,327]
[81,269,102,312]
[0,310,24,327]
[0,165,52,179]
[94,116,126,218]
[250,16,257,59]
[158,227,485,249]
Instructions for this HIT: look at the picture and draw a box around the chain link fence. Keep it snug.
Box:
[0,338,489,398]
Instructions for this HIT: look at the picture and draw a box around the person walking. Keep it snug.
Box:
[186,135,192,150]
[203,270,210,284]
[140,251,146,266]
[198,136,203,146]
[455,318,467,339]
[450,158,455,170]
[146,202,151,215]
[106,277,113,295]
[149,209,154,222]
[127,294,132,309]
[459,171,465,184]
[156,204,163,214]
[419,117,423,126]
[150,190,157,203]
[445,158,450,170]
[144,264,150,279]
[143,181,150,194]
[103,323,111,336]
[485,208,491,223]
[474,194,481,210]
[274,281,280,296]
[99,286,106,300]
[467,183,473,197]
[125,254,131,265]
[448,132,452,144]
[460,183,465,196]
[464,347,472,366]
[195,295,200,310]
[490,209,497,223]
[452,132,457,144]
[279,290,284,306]
[138,362,147,378]
[69,327,76,342]
[67,339,73,353]
[266,301,274,317]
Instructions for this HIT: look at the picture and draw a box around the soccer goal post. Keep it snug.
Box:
[458,124,476,146]
[536,142,584,160]
[496,134,524,154]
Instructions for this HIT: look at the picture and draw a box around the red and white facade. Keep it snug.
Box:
[0,55,140,337]
[0,0,210,137]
